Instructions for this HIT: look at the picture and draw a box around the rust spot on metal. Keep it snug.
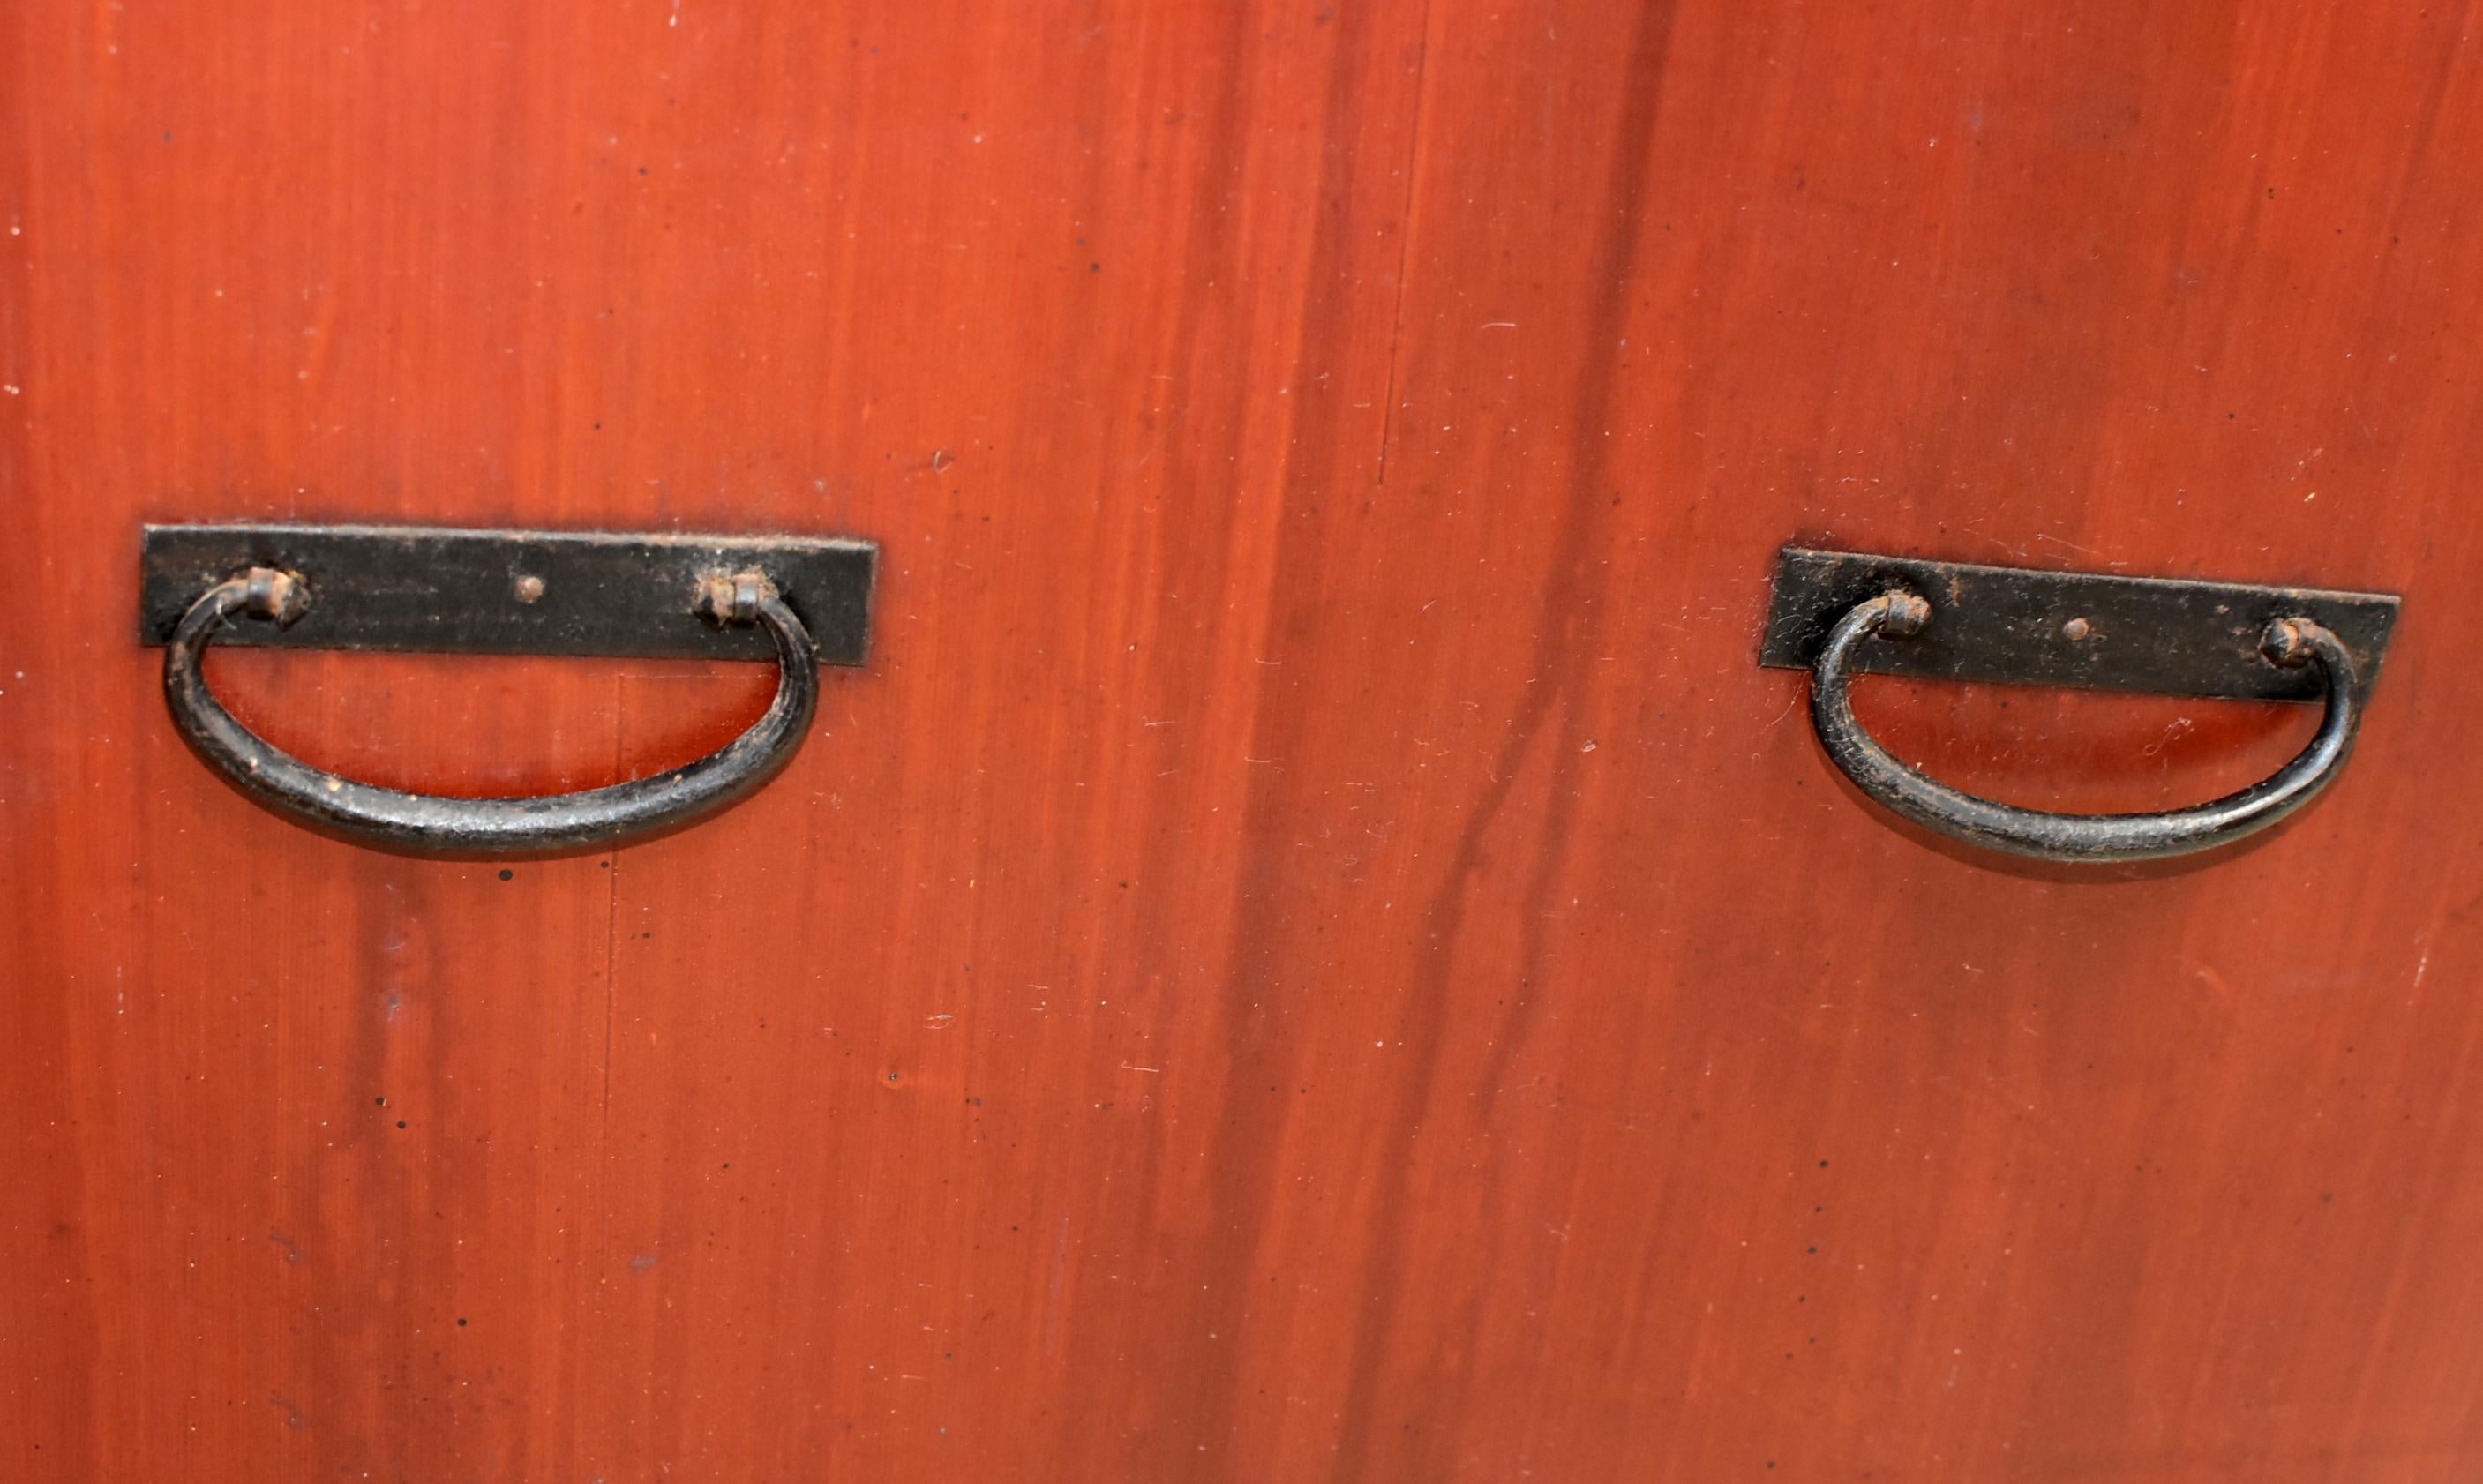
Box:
[240,566,311,626]
[1879,590,1932,637]
[694,569,774,626]
[2261,616,2311,665]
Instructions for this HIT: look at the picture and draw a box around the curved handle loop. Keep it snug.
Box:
[164,566,819,857]
[1811,591,2364,863]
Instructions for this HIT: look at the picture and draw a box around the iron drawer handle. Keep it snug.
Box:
[163,566,820,856]
[1810,591,2364,864]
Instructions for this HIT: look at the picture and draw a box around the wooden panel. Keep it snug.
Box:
[4,1,2480,1480]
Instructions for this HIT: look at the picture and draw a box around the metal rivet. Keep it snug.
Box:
[2062,617,2093,641]
[514,574,546,603]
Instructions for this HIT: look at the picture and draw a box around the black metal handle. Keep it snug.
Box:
[1810,591,2364,863]
[163,566,820,857]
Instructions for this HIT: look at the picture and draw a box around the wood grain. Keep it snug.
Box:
[5,1,2482,1480]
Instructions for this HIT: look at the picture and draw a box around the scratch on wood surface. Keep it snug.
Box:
[1371,0,1439,487]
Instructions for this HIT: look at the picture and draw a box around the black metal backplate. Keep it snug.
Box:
[1759,547,2400,701]
[140,523,877,663]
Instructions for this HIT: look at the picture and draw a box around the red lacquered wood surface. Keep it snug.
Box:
[6,3,2482,1480]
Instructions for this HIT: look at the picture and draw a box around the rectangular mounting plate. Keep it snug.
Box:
[1758,547,2401,702]
[140,523,877,664]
